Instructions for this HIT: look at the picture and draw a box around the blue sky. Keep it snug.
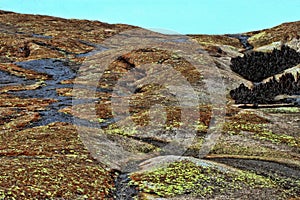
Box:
[0,0,299,34]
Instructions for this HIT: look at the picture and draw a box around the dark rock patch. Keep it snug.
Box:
[230,72,300,104]
[230,45,300,82]
[113,173,139,200]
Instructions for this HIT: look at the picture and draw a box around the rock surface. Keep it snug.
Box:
[0,10,299,199]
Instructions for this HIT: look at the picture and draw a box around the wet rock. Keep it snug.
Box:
[114,173,139,200]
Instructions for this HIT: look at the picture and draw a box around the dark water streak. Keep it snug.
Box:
[113,173,139,200]
[5,58,112,128]
[226,34,254,51]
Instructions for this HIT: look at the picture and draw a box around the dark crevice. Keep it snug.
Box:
[112,173,139,200]
[237,103,299,109]
[128,135,169,148]
[31,33,52,39]
[116,56,136,70]
[32,40,75,56]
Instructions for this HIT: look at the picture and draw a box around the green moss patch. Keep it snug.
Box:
[130,160,275,198]
[261,107,300,114]
[0,122,114,199]
[223,111,300,148]
[0,157,113,199]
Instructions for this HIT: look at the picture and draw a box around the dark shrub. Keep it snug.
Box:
[230,45,300,82]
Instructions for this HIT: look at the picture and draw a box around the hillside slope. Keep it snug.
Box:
[0,10,299,199]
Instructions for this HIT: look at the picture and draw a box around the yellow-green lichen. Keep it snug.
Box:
[248,31,267,44]
[130,160,275,197]
[105,124,138,136]
[223,116,299,148]
[261,107,300,114]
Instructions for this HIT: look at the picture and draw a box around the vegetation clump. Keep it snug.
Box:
[223,111,300,147]
[230,45,300,82]
[130,160,275,198]
[230,72,300,104]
